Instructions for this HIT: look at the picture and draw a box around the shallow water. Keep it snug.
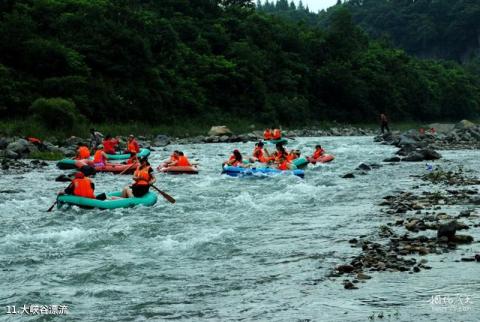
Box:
[0,137,479,321]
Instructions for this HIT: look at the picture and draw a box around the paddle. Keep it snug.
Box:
[119,162,136,175]
[150,184,176,204]
[47,180,73,212]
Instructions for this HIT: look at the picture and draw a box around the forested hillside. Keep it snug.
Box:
[0,0,479,130]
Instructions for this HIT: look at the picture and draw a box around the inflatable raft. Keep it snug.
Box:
[106,148,150,160]
[266,138,288,145]
[158,165,199,174]
[56,159,138,174]
[308,154,335,164]
[222,166,304,178]
[292,157,309,169]
[57,191,157,209]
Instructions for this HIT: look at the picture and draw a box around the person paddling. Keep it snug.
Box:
[122,157,156,198]
[102,134,119,154]
[58,172,95,199]
[75,143,91,160]
[93,145,108,167]
[277,156,293,170]
[125,134,140,154]
[250,141,269,163]
[224,149,244,167]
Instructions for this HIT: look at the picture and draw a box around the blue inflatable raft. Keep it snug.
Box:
[222,166,304,178]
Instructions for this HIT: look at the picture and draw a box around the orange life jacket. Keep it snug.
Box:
[278,160,289,170]
[77,146,90,159]
[93,150,106,163]
[263,130,272,140]
[72,178,95,198]
[228,155,241,166]
[126,156,137,164]
[103,139,118,154]
[312,149,324,159]
[134,166,151,185]
[176,156,191,166]
[273,129,281,140]
[287,153,295,162]
[127,140,140,153]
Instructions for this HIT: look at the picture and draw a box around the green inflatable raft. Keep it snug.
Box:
[57,191,157,209]
[106,148,150,160]
[266,138,288,145]
[292,157,309,169]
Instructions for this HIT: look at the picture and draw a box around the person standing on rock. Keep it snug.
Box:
[380,113,390,134]
[90,128,104,150]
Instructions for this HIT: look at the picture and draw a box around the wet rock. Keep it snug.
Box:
[475,254,480,262]
[6,139,30,155]
[348,238,358,244]
[419,149,442,160]
[437,221,457,241]
[152,134,171,147]
[342,173,355,179]
[0,138,8,149]
[402,151,424,162]
[453,235,473,244]
[454,120,475,130]
[208,126,232,137]
[356,163,371,171]
[412,266,421,273]
[383,156,401,162]
[336,264,354,273]
[343,280,358,290]
[469,196,480,205]
[356,273,371,280]
[461,257,475,262]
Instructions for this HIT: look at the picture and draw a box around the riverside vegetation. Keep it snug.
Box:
[0,0,479,136]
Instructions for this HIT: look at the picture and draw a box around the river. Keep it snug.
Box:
[0,136,479,321]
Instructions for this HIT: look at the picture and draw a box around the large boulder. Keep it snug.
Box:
[437,221,457,242]
[64,136,84,147]
[428,123,455,134]
[0,138,8,149]
[454,120,475,130]
[402,151,425,162]
[6,139,31,154]
[152,135,171,147]
[208,126,232,137]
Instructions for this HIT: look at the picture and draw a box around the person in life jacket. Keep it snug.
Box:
[125,134,140,154]
[273,143,288,163]
[165,151,180,166]
[224,149,244,167]
[272,128,282,140]
[263,128,272,140]
[75,143,91,160]
[171,151,191,166]
[102,134,119,154]
[60,172,95,199]
[311,145,325,160]
[276,156,292,171]
[287,149,299,162]
[122,157,156,198]
[124,152,138,165]
[93,145,108,167]
[250,141,269,163]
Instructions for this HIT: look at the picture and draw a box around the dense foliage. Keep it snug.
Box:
[0,0,479,128]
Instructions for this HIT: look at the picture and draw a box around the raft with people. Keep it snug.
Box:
[57,191,157,209]
[222,165,304,178]
[308,154,335,164]
[56,159,139,174]
[158,165,199,174]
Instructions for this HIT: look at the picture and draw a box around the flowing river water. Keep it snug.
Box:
[0,136,479,321]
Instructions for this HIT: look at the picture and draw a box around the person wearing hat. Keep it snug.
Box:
[125,134,140,154]
[59,172,95,199]
[93,144,107,167]
[122,157,156,198]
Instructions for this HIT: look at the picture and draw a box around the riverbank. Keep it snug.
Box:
[331,123,480,292]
